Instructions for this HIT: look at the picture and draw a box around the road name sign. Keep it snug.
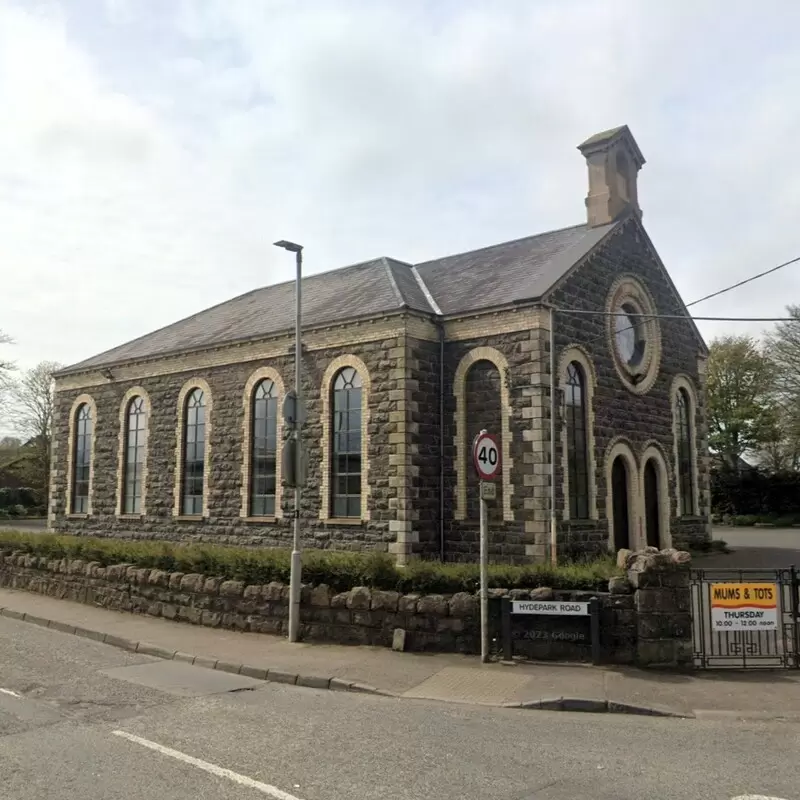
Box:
[511,600,589,616]
[710,582,778,631]
[472,431,500,481]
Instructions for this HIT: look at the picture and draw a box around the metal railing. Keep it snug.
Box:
[690,567,799,669]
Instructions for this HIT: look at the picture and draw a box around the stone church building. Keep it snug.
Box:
[50,125,711,564]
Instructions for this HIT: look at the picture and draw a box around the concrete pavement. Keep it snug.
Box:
[1,616,800,799]
[4,586,800,721]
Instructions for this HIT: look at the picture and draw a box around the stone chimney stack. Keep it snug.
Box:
[577,125,646,228]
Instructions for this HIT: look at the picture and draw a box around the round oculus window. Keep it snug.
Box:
[606,277,661,395]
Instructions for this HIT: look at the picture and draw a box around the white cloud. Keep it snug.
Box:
[1,0,799,416]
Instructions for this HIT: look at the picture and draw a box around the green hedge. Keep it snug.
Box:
[717,513,800,527]
[0,532,619,594]
[0,487,40,510]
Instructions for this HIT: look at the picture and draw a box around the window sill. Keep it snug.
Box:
[174,515,205,522]
[67,513,89,519]
[325,517,364,526]
[241,516,278,524]
[563,518,601,527]
[117,514,144,521]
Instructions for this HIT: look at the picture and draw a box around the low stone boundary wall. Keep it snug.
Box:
[0,546,692,668]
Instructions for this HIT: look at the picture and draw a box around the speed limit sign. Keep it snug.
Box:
[472,431,501,481]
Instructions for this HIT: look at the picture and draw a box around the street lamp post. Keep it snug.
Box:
[274,239,303,643]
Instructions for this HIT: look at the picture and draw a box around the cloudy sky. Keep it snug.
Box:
[1,0,799,384]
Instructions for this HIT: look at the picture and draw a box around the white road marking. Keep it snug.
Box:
[731,795,790,799]
[0,688,22,698]
[112,730,305,799]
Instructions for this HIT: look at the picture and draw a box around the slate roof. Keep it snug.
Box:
[60,220,618,374]
[414,222,615,316]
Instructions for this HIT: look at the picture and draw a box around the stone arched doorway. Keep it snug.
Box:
[643,458,661,548]
[611,455,631,550]
[640,445,672,549]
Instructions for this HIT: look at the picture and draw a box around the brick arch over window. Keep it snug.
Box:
[240,367,285,519]
[66,393,97,515]
[557,346,598,521]
[670,375,699,518]
[454,347,513,522]
[319,355,371,521]
[173,378,213,518]
[640,441,672,549]
[115,386,151,517]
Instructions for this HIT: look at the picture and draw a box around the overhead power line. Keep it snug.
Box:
[559,250,800,347]
[685,254,800,308]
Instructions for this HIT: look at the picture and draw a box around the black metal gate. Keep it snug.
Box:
[690,567,800,669]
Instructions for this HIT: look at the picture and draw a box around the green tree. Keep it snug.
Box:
[707,335,776,472]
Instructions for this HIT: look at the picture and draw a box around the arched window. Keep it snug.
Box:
[250,379,278,516]
[565,362,589,519]
[123,396,147,514]
[182,388,206,516]
[676,388,694,515]
[465,359,503,522]
[72,403,93,514]
[331,367,362,518]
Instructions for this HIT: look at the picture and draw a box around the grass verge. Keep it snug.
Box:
[0,531,619,594]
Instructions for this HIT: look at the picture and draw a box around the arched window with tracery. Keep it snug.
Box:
[250,379,279,516]
[72,403,93,514]
[331,367,362,518]
[122,396,146,514]
[565,362,589,519]
[181,388,206,515]
[676,388,695,516]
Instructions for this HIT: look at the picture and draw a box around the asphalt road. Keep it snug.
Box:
[700,526,800,569]
[0,616,798,799]
[0,518,47,532]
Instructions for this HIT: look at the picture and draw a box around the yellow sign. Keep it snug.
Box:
[710,582,778,630]
[711,583,776,608]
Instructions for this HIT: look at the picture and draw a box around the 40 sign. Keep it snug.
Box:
[473,431,501,481]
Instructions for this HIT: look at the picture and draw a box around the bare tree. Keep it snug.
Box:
[0,436,22,464]
[0,330,14,418]
[757,397,800,473]
[765,305,800,400]
[8,361,63,499]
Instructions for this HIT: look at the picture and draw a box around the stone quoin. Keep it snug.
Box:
[49,125,710,563]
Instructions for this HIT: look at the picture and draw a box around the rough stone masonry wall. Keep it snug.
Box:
[625,545,693,668]
[406,336,442,560]
[0,546,692,667]
[50,336,407,552]
[547,218,710,552]
[441,324,543,563]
